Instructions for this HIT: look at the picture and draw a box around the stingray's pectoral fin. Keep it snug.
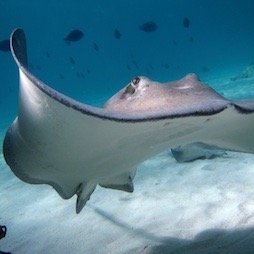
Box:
[171,142,226,162]
[76,182,96,214]
[99,169,137,193]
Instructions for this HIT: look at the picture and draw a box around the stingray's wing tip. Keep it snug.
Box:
[10,28,28,68]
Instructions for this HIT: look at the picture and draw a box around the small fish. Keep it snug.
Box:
[172,40,178,46]
[183,17,190,28]
[93,42,99,52]
[132,60,139,69]
[149,64,154,70]
[0,39,10,52]
[46,51,51,58]
[188,36,194,43]
[80,72,85,79]
[69,57,75,65]
[139,21,158,32]
[162,63,170,69]
[114,29,122,39]
[126,64,131,70]
[8,86,14,93]
[64,29,84,43]
[76,71,85,79]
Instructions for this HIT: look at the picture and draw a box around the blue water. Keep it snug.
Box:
[1,1,254,252]
[1,0,254,127]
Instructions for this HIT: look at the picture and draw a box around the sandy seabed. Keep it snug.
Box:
[1,147,254,254]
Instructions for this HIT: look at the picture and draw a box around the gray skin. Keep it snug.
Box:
[5,28,254,214]
[104,74,227,162]
[104,74,226,114]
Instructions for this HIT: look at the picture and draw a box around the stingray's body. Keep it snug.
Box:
[3,29,254,213]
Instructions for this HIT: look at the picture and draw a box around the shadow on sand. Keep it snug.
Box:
[91,205,254,254]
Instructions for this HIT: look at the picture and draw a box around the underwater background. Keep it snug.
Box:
[1,0,254,253]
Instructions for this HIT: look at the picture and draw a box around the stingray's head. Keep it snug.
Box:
[107,76,154,102]
[103,76,156,111]
[120,76,152,99]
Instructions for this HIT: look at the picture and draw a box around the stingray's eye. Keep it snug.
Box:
[132,77,140,86]
[123,77,140,97]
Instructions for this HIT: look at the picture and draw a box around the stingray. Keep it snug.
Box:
[3,28,254,213]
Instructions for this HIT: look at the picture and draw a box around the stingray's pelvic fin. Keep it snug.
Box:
[76,182,96,214]
[99,169,136,193]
